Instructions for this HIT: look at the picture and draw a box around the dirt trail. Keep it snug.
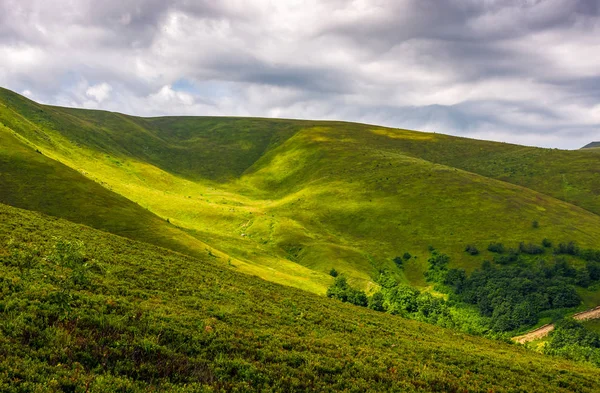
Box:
[512,306,600,344]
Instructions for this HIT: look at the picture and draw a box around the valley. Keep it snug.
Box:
[1,87,600,390]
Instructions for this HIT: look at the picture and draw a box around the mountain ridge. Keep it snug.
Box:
[582,141,600,149]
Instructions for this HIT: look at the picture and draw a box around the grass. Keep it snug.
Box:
[1,87,600,296]
[2,202,600,392]
[582,319,600,334]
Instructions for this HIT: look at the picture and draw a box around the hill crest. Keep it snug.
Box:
[582,141,600,149]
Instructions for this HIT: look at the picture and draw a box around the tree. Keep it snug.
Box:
[425,252,450,283]
[385,285,420,315]
[368,291,386,312]
[548,285,580,309]
[444,268,466,293]
[326,276,349,302]
[326,276,368,307]
[347,289,368,307]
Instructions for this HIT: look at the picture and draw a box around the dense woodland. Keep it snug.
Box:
[328,239,600,365]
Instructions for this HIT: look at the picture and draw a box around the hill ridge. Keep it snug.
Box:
[582,141,600,149]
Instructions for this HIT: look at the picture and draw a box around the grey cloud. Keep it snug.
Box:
[0,0,598,149]
[321,0,597,46]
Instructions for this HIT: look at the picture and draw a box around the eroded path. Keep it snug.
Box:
[513,306,600,344]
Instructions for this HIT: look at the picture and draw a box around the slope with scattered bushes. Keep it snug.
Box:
[1,202,600,392]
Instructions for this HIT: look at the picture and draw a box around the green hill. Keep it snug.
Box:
[2,202,600,392]
[1,87,600,296]
[0,94,330,293]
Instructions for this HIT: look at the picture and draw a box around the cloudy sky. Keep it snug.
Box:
[1,0,599,149]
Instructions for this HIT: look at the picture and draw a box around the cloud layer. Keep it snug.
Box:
[0,0,599,148]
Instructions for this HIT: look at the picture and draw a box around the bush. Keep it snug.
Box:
[487,243,505,254]
[542,238,552,248]
[402,252,412,261]
[424,252,450,283]
[555,241,579,256]
[532,220,539,229]
[587,262,600,281]
[385,285,420,315]
[493,249,519,265]
[465,245,479,256]
[444,268,466,293]
[329,268,339,277]
[327,276,350,302]
[393,257,403,269]
[326,276,368,307]
[347,289,368,307]
[368,292,386,312]
[519,242,544,255]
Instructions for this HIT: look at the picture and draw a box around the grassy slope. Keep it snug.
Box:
[359,128,600,216]
[1,201,600,392]
[237,125,600,284]
[1,87,600,294]
[0,124,208,257]
[0,108,328,293]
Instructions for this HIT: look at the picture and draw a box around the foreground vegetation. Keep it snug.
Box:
[545,319,600,367]
[2,203,600,391]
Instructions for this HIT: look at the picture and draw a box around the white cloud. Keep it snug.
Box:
[86,83,113,103]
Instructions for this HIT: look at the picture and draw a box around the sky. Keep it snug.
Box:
[0,0,599,149]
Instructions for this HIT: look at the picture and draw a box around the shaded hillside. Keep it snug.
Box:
[1,202,600,392]
[0,124,210,258]
[582,142,600,149]
[0,87,303,182]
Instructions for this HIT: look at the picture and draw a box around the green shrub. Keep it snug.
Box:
[465,245,479,255]
[424,251,450,283]
[393,256,403,268]
[555,241,579,256]
[519,242,544,255]
[487,242,505,254]
[368,292,385,312]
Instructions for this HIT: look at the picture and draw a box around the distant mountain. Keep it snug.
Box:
[582,141,600,149]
